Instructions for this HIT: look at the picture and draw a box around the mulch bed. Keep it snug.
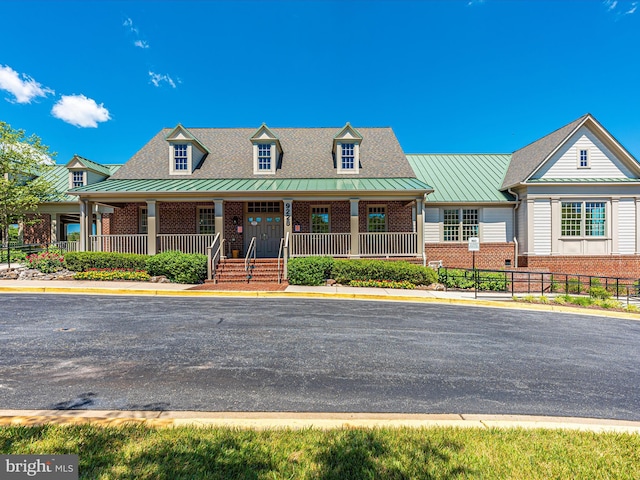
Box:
[187,282,288,291]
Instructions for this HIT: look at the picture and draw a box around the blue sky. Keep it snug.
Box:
[1,0,639,165]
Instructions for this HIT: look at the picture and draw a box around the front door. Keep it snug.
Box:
[245,202,283,257]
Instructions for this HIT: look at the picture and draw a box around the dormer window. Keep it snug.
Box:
[71,171,85,188]
[258,144,272,171]
[334,123,362,174]
[578,148,590,168]
[165,124,210,176]
[341,143,355,170]
[174,144,188,171]
[250,124,281,175]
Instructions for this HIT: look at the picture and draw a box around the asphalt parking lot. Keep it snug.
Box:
[1,294,639,420]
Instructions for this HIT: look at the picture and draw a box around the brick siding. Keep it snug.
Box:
[518,255,640,279]
[23,214,51,244]
[426,242,515,269]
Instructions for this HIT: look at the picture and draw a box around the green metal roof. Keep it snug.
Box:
[407,154,515,203]
[76,156,114,176]
[69,177,432,195]
[527,177,640,183]
[42,164,121,202]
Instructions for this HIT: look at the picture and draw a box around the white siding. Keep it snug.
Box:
[534,126,635,180]
[618,198,636,254]
[424,207,440,243]
[516,202,527,253]
[533,199,551,255]
[482,207,513,242]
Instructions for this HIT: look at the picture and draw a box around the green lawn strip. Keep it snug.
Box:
[1,425,639,479]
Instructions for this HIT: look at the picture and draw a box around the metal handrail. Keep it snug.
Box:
[245,236,256,275]
[206,233,220,281]
[277,232,290,283]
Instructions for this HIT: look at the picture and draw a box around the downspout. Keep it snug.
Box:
[508,188,520,268]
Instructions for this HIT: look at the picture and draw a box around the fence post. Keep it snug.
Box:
[511,271,514,297]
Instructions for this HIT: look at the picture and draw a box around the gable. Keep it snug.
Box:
[532,125,638,180]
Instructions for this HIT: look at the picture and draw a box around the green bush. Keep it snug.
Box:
[287,256,334,286]
[589,285,612,300]
[348,279,416,289]
[64,251,147,272]
[146,250,207,284]
[438,269,507,291]
[0,248,27,263]
[331,259,437,286]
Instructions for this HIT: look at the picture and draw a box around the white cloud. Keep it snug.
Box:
[149,71,176,88]
[123,17,138,34]
[51,94,111,128]
[0,65,54,104]
[605,0,618,10]
[134,40,149,49]
[467,0,485,5]
[625,1,638,14]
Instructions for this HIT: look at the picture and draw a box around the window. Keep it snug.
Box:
[443,208,478,241]
[341,143,355,170]
[174,144,188,171]
[198,208,215,234]
[257,144,271,171]
[247,202,281,213]
[561,201,606,237]
[367,206,386,232]
[71,171,84,188]
[578,149,590,168]
[311,206,330,233]
[139,207,148,234]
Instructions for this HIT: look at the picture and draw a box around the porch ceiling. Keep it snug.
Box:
[69,177,432,196]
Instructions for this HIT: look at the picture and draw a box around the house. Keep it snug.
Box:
[23,114,640,279]
[408,114,640,278]
[67,123,432,264]
[21,155,120,248]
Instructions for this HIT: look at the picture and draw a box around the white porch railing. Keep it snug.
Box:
[290,233,350,257]
[52,241,79,252]
[90,235,148,255]
[158,234,216,255]
[359,232,418,256]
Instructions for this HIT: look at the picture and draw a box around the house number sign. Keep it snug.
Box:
[284,201,292,226]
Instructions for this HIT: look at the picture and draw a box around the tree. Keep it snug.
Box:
[0,121,57,268]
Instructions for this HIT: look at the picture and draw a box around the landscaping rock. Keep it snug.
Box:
[150,275,171,283]
[425,283,446,291]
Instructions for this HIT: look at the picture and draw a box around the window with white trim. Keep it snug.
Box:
[341,143,355,170]
[367,206,386,232]
[71,171,85,188]
[258,144,271,171]
[562,201,605,237]
[443,208,478,241]
[198,208,215,234]
[578,148,590,168]
[174,144,188,171]
[311,206,330,233]
[139,207,148,234]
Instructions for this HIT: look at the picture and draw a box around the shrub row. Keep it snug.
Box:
[73,269,151,282]
[64,250,207,284]
[438,269,508,291]
[287,257,438,286]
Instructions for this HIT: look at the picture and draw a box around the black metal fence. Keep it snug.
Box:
[438,267,640,299]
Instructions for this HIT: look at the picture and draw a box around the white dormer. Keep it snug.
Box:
[250,124,281,175]
[66,154,112,188]
[334,123,363,174]
[165,124,209,175]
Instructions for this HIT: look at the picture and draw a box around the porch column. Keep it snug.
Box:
[146,200,157,255]
[95,211,103,236]
[350,198,359,257]
[214,199,224,239]
[416,198,424,257]
[51,214,59,243]
[79,200,92,251]
[283,198,293,239]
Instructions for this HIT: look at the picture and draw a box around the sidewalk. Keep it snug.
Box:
[1,409,640,433]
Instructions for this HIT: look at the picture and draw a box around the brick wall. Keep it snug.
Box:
[224,201,244,254]
[107,203,143,234]
[518,255,640,278]
[426,242,515,269]
[359,201,413,232]
[23,214,51,244]
[292,201,350,233]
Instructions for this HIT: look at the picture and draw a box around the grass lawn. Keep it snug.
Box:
[1,425,639,479]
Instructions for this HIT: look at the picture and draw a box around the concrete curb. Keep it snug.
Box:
[1,410,639,433]
[0,285,638,320]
